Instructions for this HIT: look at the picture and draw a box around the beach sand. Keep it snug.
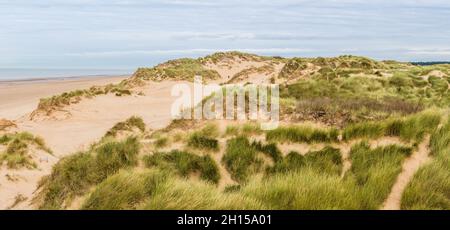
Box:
[0,76,128,120]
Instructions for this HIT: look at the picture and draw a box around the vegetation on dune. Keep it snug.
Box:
[222,137,263,183]
[35,136,140,209]
[132,58,220,82]
[187,134,219,151]
[342,111,441,142]
[0,132,52,169]
[0,118,16,131]
[82,169,167,210]
[266,125,339,143]
[346,142,412,209]
[33,80,133,117]
[82,169,264,210]
[278,55,386,80]
[241,169,361,209]
[280,60,448,125]
[401,118,450,210]
[140,176,265,210]
[267,147,342,176]
[251,141,283,163]
[227,65,275,83]
[104,116,146,138]
[25,53,450,210]
[199,51,277,64]
[143,150,220,184]
[186,123,220,150]
[224,123,263,137]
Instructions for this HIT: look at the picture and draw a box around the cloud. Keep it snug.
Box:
[1,0,450,68]
[406,48,450,56]
[65,48,314,57]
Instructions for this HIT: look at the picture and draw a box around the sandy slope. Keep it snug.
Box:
[16,80,187,156]
[0,147,58,210]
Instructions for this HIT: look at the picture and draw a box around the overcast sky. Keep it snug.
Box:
[1,0,449,69]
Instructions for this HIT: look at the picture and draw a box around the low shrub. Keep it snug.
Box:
[143,150,220,184]
[222,137,263,183]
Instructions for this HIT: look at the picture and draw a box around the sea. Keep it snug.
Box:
[0,68,133,82]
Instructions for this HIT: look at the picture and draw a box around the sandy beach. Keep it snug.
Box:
[0,75,129,120]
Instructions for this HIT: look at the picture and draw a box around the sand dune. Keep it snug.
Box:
[17,81,185,156]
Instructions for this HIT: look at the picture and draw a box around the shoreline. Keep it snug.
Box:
[0,74,130,84]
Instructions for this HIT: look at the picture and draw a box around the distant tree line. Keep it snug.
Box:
[411,61,450,66]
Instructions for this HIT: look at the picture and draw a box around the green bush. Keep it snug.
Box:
[266,151,305,174]
[251,141,283,162]
[342,122,385,141]
[188,134,219,151]
[143,150,220,184]
[304,146,342,176]
[94,137,140,181]
[222,137,263,183]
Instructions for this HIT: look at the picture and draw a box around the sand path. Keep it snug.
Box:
[381,136,431,210]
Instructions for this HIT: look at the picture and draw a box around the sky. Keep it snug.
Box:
[1,0,450,69]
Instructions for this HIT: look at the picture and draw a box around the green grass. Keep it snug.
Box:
[266,151,305,174]
[304,147,342,176]
[242,123,263,136]
[266,125,339,143]
[401,119,450,209]
[187,134,219,151]
[104,116,146,137]
[35,152,96,209]
[34,82,133,115]
[81,163,264,210]
[153,136,169,148]
[186,123,220,150]
[342,111,441,142]
[251,141,283,162]
[224,125,240,136]
[280,62,449,126]
[140,176,265,210]
[94,137,140,181]
[241,169,361,209]
[223,123,262,137]
[132,58,220,81]
[0,132,52,169]
[342,121,385,141]
[222,137,263,183]
[82,169,167,210]
[35,136,140,209]
[267,147,342,176]
[401,158,450,210]
[143,150,220,184]
[346,142,412,209]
